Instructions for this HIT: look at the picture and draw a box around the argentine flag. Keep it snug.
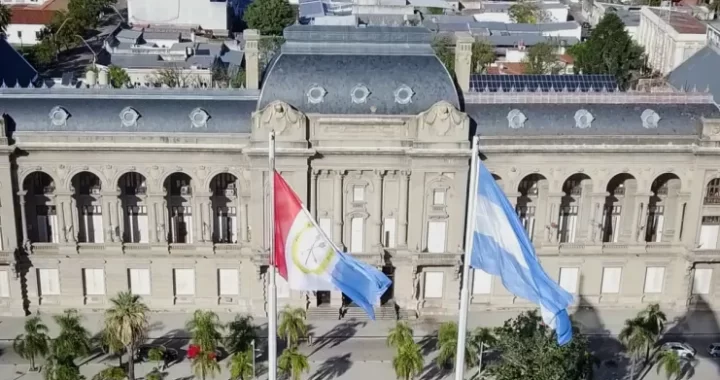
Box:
[470,163,574,345]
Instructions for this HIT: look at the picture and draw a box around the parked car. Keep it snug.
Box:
[135,344,179,363]
[707,343,720,357]
[661,342,696,358]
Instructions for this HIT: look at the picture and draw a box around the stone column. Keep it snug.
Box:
[333,170,345,249]
[242,29,260,90]
[192,194,202,244]
[146,195,158,243]
[371,170,384,249]
[115,199,123,242]
[587,193,607,243]
[18,191,29,245]
[453,32,473,92]
[545,193,564,244]
[101,192,116,243]
[206,199,213,243]
[235,179,246,243]
[398,171,410,248]
[310,170,319,218]
[629,193,650,243]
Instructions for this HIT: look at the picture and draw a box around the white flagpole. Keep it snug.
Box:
[454,135,480,380]
[268,130,278,380]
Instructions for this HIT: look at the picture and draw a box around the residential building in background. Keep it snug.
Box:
[637,7,707,75]
[1,26,720,320]
[127,0,230,35]
[3,0,67,46]
[668,21,720,101]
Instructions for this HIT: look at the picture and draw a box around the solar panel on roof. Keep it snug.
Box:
[299,0,328,19]
[468,74,618,93]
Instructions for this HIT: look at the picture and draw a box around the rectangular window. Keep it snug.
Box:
[128,268,151,295]
[517,206,536,241]
[218,268,239,296]
[383,218,396,248]
[602,205,622,243]
[646,206,665,243]
[643,267,665,294]
[174,269,195,296]
[601,267,622,294]
[216,207,237,243]
[427,221,447,253]
[36,205,59,243]
[83,268,105,296]
[276,269,290,298]
[423,271,444,298]
[350,217,364,252]
[693,268,713,295]
[353,186,365,202]
[319,218,332,238]
[699,224,720,250]
[81,205,104,243]
[433,190,446,205]
[472,269,492,294]
[170,206,192,243]
[126,206,148,243]
[559,267,579,294]
[38,268,60,296]
[0,270,9,298]
[558,206,578,243]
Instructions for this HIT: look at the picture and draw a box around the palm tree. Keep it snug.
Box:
[392,340,424,380]
[387,321,414,349]
[104,292,150,380]
[278,346,310,380]
[91,366,127,380]
[192,351,221,380]
[435,321,479,369]
[13,316,50,371]
[0,4,11,35]
[100,328,125,367]
[52,309,92,361]
[148,347,164,371]
[228,349,254,380]
[640,303,667,338]
[225,314,257,354]
[278,306,308,347]
[655,350,682,380]
[187,309,224,353]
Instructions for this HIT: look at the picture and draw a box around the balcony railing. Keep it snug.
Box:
[704,195,720,205]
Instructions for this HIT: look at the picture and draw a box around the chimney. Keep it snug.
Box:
[454,32,474,93]
[243,29,260,90]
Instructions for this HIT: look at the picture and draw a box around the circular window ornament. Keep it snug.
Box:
[574,109,594,129]
[306,85,327,104]
[189,108,210,128]
[394,84,415,105]
[49,106,70,127]
[507,109,527,129]
[641,109,661,129]
[351,84,371,104]
[119,107,140,128]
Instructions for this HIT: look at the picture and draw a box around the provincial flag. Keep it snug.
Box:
[273,171,392,319]
[470,163,574,345]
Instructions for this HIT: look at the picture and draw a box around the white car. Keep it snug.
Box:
[708,343,720,357]
[661,342,696,358]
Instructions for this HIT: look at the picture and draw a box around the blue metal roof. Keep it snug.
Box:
[0,38,38,88]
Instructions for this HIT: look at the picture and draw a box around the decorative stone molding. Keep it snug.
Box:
[507,109,526,129]
[350,84,371,104]
[393,84,415,105]
[419,101,466,136]
[257,101,303,136]
[189,108,210,129]
[49,106,70,127]
[306,85,327,104]
[119,107,140,128]
[574,109,594,129]
[641,109,661,129]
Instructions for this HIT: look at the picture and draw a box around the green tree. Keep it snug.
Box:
[229,70,246,88]
[104,292,150,380]
[471,40,496,73]
[34,38,58,66]
[568,13,644,89]
[258,36,285,70]
[108,66,130,88]
[148,347,164,371]
[187,310,224,353]
[392,341,424,380]
[508,1,547,24]
[46,309,91,380]
[387,322,414,349]
[0,4,11,35]
[278,306,308,347]
[225,314,257,354]
[100,327,125,367]
[620,303,668,378]
[228,350,254,380]
[150,66,189,88]
[655,350,682,380]
[192,351,221,380]
[486,310,595,380]
[278,346,310,380]
[243,0,295,36]
[13,316,51,371]
[91,366,127,380]
[435,321,480,370]
[144,370,163,380]
[432,36,454,75]
[67,0,116,29]
[524,42,560,74]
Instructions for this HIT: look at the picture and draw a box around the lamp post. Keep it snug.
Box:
[251,339,256,379]
[76,34,97,66]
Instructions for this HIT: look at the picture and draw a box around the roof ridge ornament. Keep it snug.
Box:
[0,81,6,89]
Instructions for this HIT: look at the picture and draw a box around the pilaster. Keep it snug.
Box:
[398,170,410,248]
[370,170,384,250]
[545,192,563,244]
[333,170,345,249]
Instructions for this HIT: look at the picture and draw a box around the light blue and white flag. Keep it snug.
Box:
[470,163,574,345]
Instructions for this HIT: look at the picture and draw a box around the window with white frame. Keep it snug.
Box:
[126,206,148,243]
[83,269,105,295]
[276,269,290,298]
[128,268,151,295]
[81,205,104,243]
[601,267,622,294]
[319,218,332,238]
[472,269,492,294]
[433,190,446,205]
[218,268,239,296]
[699,217,720,249]
[350,217,364,252]
[559,267,579,294]
[0,270,9,298]
[427,221,447,253]
[383,218,396,248]
[38,268,60,296]
[353,186,365,202]
[174,269,195,296]
[216,207,237,243]
[693,268,713,295]
[643,267,665,293]
[423,271,444,298]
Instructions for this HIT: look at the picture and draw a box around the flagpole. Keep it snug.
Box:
[268,130,278,380]
[454,135,480,380]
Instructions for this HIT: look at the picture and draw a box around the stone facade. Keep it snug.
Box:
[0,26,719,318]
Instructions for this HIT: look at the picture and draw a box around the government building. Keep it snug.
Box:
[0,25,719,318]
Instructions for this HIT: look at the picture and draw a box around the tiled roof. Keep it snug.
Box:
[648,9,707,35]
[9,8,56,25]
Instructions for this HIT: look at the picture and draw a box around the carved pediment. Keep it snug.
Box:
[418,101,467,137]
[254,101,305,136]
